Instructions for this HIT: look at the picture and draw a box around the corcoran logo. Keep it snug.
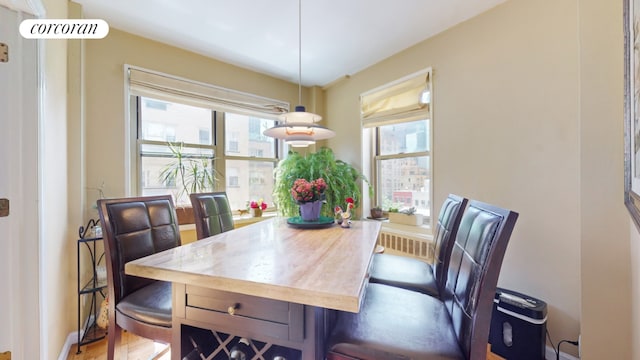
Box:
[19,19,109,39]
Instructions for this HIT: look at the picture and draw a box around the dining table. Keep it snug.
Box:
[125,216,382,360]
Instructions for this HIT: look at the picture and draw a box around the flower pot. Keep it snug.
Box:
[250,208,263,217]
[299,200,323,221]
[176,205,195,225]
[370,208,384,219]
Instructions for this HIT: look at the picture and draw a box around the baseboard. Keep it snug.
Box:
[58,313,96,360]
[58,331,80,360]
[546,345,579,360]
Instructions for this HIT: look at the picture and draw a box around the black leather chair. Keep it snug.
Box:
[369,194,468,297]
[97,195,181,360]
[326,200,518,360]
[190,191,235,240]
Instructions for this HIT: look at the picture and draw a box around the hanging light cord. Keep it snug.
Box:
[297,0,302,106]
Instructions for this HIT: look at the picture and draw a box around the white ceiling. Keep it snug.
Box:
[74,0,506,87]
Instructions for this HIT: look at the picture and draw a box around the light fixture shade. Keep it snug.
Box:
[263,121,335,147]
[278,105,322,123]
[264,105,334,146]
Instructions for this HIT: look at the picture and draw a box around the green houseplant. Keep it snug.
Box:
[159,142,218,203]
[159,142,219,224]
[273,147,371,218]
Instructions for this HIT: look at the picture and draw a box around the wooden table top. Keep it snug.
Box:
[125,217,381,313]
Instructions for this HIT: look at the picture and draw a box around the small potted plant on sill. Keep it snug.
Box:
[370,206,384,219]
[388,206,424,226]
[248,199,268,217]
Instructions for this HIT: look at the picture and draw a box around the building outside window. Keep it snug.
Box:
[375,120,430,216]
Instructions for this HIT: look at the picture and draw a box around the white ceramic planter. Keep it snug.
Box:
[388,212,424,226]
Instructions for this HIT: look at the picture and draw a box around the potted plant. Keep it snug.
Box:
[370,206,384,219]
[273,147,371,218]
[159,142,219,224]
[248,199,268,217]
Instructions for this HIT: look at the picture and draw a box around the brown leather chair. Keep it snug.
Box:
[326,200,518,360]
[97,195,181,360]
[189,191,234,239]
[369,194,468,296]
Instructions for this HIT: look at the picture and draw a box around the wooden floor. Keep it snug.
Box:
[68,329,502,360]
[67,331,171,360]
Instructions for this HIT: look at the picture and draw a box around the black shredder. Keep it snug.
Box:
[489,287,548,360]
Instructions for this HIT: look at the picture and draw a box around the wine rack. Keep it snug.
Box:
[181,325,301,360]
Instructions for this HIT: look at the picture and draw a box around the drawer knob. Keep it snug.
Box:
[227,303,240,316]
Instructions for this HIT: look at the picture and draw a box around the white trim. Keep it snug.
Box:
[57,332,80,360]
[123,64,133,196]
[0,0,43,15]
[0,5,42,358]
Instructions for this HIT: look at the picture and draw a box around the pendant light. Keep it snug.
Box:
[263,0,335,147]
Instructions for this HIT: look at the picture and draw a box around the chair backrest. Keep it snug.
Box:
[432,194,468,293]
[97,195,181,304]
[440,200,518,360]
[190,191,234,239]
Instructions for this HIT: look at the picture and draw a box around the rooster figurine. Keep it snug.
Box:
[340,198,355,228]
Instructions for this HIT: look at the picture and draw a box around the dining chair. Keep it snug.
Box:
[369,194,468,297]
[97,195,181,360]
[326,200,519,360]
[190,191,235,239]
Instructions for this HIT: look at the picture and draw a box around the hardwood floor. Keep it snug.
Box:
[69,334,501,360]
[67,331,171,360]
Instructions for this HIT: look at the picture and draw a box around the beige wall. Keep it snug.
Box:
[326,0,630,358]
[578,0,631,358]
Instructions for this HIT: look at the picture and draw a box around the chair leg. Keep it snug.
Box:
[107,320,122,360]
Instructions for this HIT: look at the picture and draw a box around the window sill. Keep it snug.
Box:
[178,212,276,232]
[364,218,432,239]
[234,212,276,227]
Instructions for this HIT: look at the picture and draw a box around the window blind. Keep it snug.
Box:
[361,68,431,128]
[127,66,289,119]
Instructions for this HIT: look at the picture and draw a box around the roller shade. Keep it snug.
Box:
[128,66,289,118]
[361,68,431,128]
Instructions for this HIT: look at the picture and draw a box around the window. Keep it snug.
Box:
[128,66,287,211]
[137,97,215,205]
[375,120,430,216]
[223,113,278,211]
[135,97,278,209]
[362,68,432,225]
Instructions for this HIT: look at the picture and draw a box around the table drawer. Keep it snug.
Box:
[184,285,304,342]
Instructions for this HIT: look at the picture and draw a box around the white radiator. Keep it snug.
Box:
[377,229,434,262]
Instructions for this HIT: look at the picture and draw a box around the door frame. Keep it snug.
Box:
[0,0,44,358]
